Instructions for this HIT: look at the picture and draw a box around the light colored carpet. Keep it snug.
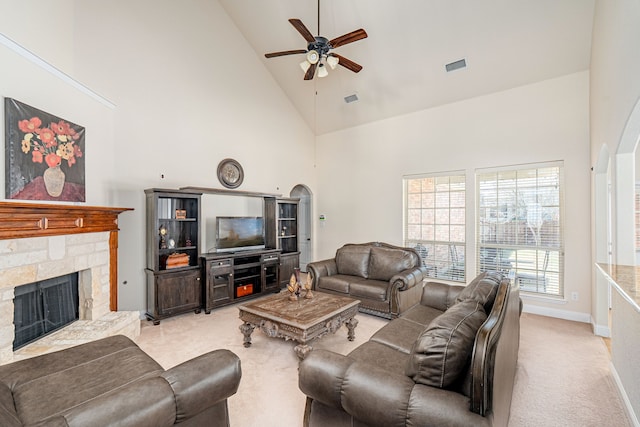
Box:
[135,305,632,427]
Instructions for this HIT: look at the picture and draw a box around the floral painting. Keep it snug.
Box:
[4,98,85,201]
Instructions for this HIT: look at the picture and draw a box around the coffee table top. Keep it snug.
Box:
[238,291,360,329]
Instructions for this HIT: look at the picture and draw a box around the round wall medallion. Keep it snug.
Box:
[217,158,244,189]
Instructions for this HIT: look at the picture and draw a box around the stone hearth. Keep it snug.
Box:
[0,202,136,364]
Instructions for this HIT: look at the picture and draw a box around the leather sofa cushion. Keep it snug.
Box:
[369,318,425,354]
[368,246,415,281]
[316,275,352,293]
[348,341,410,376]
[398,303,445,328]
[349,278,388,301]
[455,270,501,311]
[336,245,371,278]
[406,299,487,388]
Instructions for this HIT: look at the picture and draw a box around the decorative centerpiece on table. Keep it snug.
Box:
[302,272,313,299]
[287,270,313,301]
[287,273,300,301]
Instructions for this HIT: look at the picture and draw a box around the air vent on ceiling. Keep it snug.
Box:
[344,94,359,103]
[445,58,467,72]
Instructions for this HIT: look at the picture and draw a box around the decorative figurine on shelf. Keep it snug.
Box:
[287,273,299,301]
[281,226,287,237]
[303,272,313,299]
[159,225,168,249]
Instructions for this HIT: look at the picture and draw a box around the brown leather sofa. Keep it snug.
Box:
[299,271,520,427]
[0,335,241,427]
[307,242,428,318]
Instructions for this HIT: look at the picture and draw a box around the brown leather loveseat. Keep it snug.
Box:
[308,242,428,318]
[299,271,520,427]
[0,335,241,427]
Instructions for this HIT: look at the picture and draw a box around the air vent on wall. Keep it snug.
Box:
[344,94,359,103]
[445,58,467,72]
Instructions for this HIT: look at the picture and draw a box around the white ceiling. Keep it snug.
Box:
[219,0,594,135]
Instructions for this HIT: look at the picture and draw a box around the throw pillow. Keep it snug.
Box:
[406,299,487,388]
[368,246,416,281]
[336,245,371,278]
[455,271,502,310]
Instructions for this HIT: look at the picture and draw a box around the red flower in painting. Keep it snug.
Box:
[17,115,83,169]
[37,127,57,147]
[18,117,42,133]
[45,153,61,168]
[50,120,71,135]
[32,150,43,163]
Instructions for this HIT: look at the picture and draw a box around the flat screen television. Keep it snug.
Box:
[215,216,265,253]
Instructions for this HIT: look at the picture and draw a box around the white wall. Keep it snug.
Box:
[316,72,592,317]
[590,0,640,421]
[0,0,316,313]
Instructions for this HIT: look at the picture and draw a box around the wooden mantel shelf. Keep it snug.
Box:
[0,201,133,311]
[0,201,132,240]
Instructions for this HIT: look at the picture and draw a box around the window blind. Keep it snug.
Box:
[476,163,564,297]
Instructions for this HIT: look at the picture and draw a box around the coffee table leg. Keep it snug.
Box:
[239,322,255,348]
[294,344,312,360]
[346,317,358,341]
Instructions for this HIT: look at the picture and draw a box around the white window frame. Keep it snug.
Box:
[403,171,466,283]
[476,162,564,297]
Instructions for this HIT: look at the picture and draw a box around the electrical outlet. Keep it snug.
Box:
[571,291,579,301]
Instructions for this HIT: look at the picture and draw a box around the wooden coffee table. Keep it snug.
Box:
[238,292,360,360]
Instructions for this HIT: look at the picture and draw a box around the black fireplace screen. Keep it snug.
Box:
[13,273,79,350]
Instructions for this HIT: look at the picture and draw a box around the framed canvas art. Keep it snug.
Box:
[4,98,85,201]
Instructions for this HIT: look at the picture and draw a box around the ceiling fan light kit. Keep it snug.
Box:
[264,2,367,81]
[306,50,320,64]
[327,55,339,69]
[317,63,328,78]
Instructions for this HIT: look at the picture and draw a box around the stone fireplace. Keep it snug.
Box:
[0,201,138,364]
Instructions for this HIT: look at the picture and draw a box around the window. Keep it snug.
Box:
[404,173,466,282]
[476,163,564,297]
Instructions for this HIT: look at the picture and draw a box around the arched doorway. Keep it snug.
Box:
[290,184,313,272]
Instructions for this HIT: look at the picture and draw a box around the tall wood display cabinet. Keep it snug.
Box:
[145,188,202,324]
[264,197,300,286]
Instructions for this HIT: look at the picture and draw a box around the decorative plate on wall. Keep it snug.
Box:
[217,158,244,189]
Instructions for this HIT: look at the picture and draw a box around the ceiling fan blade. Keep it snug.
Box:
[330,54,363,73]
[265,49,307,58]
[329,28,368,48]
[289,18,316,43]
[304,63,317,80]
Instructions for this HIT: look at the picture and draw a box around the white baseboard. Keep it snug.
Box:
[521,303,591,323]
[591,317,611,337]
[610,362,640,427]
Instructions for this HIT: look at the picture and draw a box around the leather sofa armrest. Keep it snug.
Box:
[299,349,415,426]
[307,259,338,288]
[420,281,465,311]
[0,381,20,427]
[390,266,427,291]
[161,349,241,422]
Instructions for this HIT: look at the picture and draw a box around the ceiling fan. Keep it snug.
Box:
[264,4,367,80]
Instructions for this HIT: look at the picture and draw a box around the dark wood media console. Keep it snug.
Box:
[201,249,281,313]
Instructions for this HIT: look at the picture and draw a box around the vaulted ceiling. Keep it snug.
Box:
[219,0,594,135]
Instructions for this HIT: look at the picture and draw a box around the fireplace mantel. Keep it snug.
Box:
[0,201,132,239]
[0,201,132,310]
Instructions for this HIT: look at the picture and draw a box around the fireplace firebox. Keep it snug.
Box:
[13,273,79,350]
